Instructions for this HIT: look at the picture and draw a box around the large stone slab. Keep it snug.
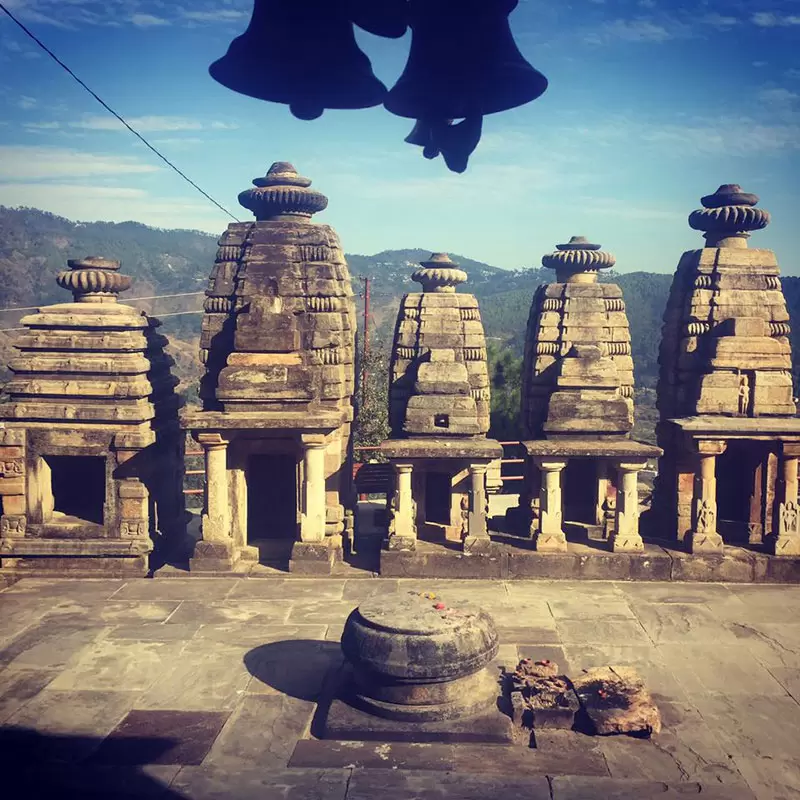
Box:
[550,776,756,799]
[0,666,57,724]
[91,709,230,766]
[165,600,293,626]
[0,617,107,670]
[205,695,314,768]
[346,769,551,800]
[170,766,349,800]
[289,740,455,771]
[113,579,236,602]
[632,602,741,645]
[228,579,345,601]
[556,619,651,646]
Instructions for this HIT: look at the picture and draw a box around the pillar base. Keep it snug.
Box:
[609,533,644,553]
[289,540,341,575]
[189,540,241,572]
[687,531,724,554]
[534,531,568,553]
[764,535,800,557]
[462,535,494,555]
[387,535,417,552]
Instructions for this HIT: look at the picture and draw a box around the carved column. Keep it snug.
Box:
[463,463,491,554]
[388,463,416,550]
[767,442,800,556]
[199,433,230,543]
[534,458,567,552]
[687,440,726,554]
[300,438,327,543]
[610,460,646,552]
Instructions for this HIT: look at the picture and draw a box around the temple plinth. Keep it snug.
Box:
[182,162,356,574]
[508,236,660,552]
[0,256,184,576]
[649,185,800,556]
[379,254,502,559]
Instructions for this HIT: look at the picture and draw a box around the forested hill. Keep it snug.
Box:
[1,206,798,389]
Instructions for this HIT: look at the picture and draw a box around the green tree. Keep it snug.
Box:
[353,339,390,457]
[487,342,523,440]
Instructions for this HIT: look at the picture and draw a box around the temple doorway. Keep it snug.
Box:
[716,442,758,543]
[46,455,105,524]
[247,454,297,542]
[425,471,451,525]
[562,459,597,525]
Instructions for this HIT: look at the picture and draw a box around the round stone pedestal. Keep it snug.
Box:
[340,590,499,722]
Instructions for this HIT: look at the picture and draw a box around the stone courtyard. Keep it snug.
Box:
[1,572,799,799]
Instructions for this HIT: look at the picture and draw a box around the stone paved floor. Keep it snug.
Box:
[1,576,799,798]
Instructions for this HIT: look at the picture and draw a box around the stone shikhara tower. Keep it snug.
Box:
[651,185,800,555]
[184,162,356,574]
[0,257,184,576]
[380,254,501,556]
[510,237,660,552]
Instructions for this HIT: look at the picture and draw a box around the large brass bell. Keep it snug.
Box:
[387,0,547,171]
[347,0,409,38]
[385,0,547,120]
[209,0,388,120]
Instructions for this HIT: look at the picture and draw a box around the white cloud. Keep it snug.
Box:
[24,121,61,130]
[180,10,249,23]
[17,95,37,110]
[787,69,800,80]
[69,115,240,132]
[700,13,738,29]
[130,13,170,28]
[0,146,160,180]
[587,19,676,44]
[752,12,800,27]
[758,87,799,108]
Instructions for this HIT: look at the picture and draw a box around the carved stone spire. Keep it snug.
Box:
[56,256,132,303]
[238,161,328,221]
[541,236,616,284]
[411,253,468,293]
[688,184,770,248]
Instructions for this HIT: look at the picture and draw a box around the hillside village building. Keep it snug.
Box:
[0,256,184,576]
[508,237,661,552]
[651,185,800,556]
[183,162,356,574]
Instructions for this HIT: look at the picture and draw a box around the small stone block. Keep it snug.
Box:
[529,686,580,730]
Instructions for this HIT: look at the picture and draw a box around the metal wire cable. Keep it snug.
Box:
[0,2,241,223]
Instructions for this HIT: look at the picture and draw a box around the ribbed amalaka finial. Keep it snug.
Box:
[688,184,770,248]
[411,253,468,293]
[238,161,328,221]
[541,236,616,284]
[56,256,132,303]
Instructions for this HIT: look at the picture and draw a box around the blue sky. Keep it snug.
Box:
[0,0,798,273]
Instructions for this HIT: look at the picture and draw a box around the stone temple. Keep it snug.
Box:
[183,162,356,574]
[379,254,502,559]
[650,185,800,556]
[508,236,660,552]
[0,256,184,576]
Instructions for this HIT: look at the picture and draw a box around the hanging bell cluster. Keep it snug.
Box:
[209,0,548,172]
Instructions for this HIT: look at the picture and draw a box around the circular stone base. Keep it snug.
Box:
[347,665,499,722]
[341,590,500,722]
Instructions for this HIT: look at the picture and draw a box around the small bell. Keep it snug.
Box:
[209,0,387,120]
[404,117,483,172]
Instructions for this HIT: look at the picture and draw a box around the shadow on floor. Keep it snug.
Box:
[244,639,344,702]
[0,727,187,798]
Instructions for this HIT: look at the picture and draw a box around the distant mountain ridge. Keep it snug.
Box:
[2,206,799,390]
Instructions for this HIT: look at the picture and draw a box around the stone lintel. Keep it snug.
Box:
[0,536,152,557]
[694,439,728,456]
[668,416,800,438]
[181,409,347,433]
[782,442,800,459]
[380,438,503,460]
[523,439,661,459]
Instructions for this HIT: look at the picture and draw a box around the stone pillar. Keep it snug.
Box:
[300,439,327,543]
[191,432,239,571]
[388,463,416,551]
[610,460,646,552]
[767,444,800,556]
[534,458,567,552]
[463,463,491,554]
[687,440,726,554]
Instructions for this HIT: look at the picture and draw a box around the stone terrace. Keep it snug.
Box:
[0,576,799,799]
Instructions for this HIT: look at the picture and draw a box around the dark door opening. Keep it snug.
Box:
[425,471,451,525]
[716,442,758,543]
[247,454,297,541]
[46,455,105,524]
[562,460,596,525]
